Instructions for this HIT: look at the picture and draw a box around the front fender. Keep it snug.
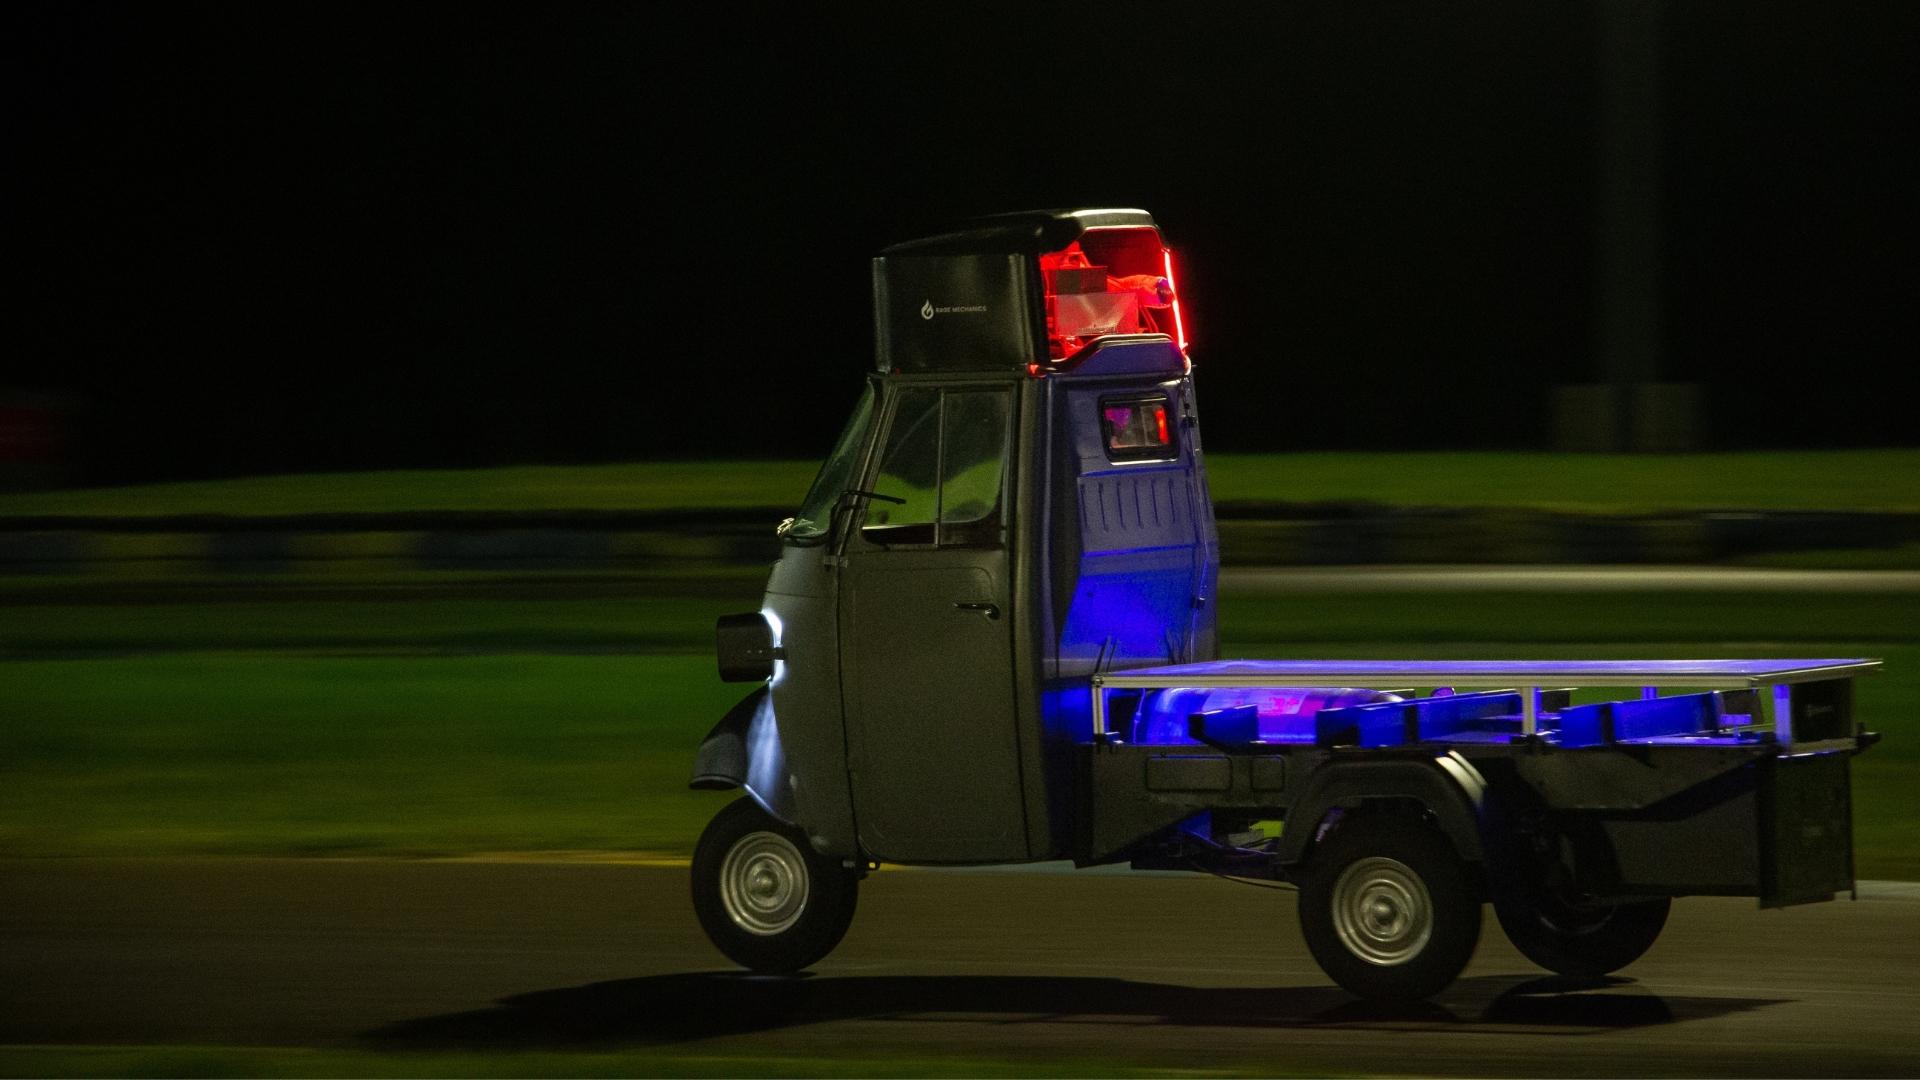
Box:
[688,685,797,824]
[690,687,760,790]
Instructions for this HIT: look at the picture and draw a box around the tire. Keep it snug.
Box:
[1298,814,1483,1001]
[1494,892,1670,977]
[690,797,859,973]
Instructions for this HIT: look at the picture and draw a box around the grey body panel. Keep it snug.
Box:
[1077,746,1487,872]
[1009,377,1054,857]
[1045,358,1217,682]
[692,553,862,852]
[838,377,1030,863]
[1034,346,1216,858]
[761,554,861,852]
[842,553,1026,860]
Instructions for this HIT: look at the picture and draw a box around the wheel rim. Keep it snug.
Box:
[1331,856,1433,966]
[719,830,810,936]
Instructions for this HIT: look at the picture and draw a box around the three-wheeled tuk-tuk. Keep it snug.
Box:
[688,208,1880,1000]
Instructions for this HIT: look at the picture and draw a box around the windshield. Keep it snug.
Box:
[786,384,875,542]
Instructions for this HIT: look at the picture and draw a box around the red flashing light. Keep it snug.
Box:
[1161,247,1188,353]
[1037,227,1187,369]
[1155,404,1169,444]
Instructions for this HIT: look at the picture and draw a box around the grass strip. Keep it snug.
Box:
[6,587,1917,656]
[4,584,1913,875]
[1205,450,1920,513]
[0,653,735,858]
[4,642,1914,878]
[3,450,1916,518]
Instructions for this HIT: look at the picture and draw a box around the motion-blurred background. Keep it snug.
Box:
[4,3,1917,881]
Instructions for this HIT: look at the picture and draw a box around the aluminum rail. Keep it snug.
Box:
[1089,658,1881,742]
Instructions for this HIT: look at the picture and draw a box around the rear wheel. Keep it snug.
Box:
[1494,892,1670,976]
[691,798,859,973]
[1298,814,1482,1001]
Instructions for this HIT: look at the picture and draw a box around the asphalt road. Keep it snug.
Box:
[4,859,1919,1076]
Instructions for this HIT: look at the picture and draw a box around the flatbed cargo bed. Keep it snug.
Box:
[1093,658,1877,750]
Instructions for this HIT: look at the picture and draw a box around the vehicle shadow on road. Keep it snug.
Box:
[362,971,1783,1049]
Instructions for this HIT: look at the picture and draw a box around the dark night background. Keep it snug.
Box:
[6,2,1916,485]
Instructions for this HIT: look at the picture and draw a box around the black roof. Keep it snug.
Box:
[880,208,1158,257]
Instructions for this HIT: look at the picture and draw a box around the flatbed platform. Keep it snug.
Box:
[1092,658,1879,745]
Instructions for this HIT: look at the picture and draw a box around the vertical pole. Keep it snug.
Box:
[1091,675,1107,737]
[1772,683,1794,745]
[1595,0,1665,450]
[1522,687,1539,737]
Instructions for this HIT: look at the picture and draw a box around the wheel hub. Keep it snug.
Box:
[1332,856,1433,966]
[749,868,779,899]
[719,830,810,936]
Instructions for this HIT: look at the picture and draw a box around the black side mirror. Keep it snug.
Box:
[716,612,783,682]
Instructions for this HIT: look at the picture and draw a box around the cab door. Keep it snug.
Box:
[838,383,1027,862]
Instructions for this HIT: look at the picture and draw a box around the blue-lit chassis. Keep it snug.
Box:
[1082,658,1877,910]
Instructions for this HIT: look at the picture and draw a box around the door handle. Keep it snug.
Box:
[953,601,1000,620]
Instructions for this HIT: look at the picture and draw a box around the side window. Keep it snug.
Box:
[862,387,1011,547]
[864,389,941,544]
[937,390,1010,546]
[1099,394,1176,462]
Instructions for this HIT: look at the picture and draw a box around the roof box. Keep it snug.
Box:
[873,209,1187,376]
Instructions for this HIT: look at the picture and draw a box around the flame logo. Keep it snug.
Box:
[920,300,934,320]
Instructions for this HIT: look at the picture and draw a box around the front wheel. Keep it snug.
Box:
[1494,892,1670,977]
[691,798,859,973]
[1297,814,1483,1001]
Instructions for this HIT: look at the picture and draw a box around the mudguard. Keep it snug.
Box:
[1276,754,1488,871]
[689,686,798,824]
[690,687,759,790]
